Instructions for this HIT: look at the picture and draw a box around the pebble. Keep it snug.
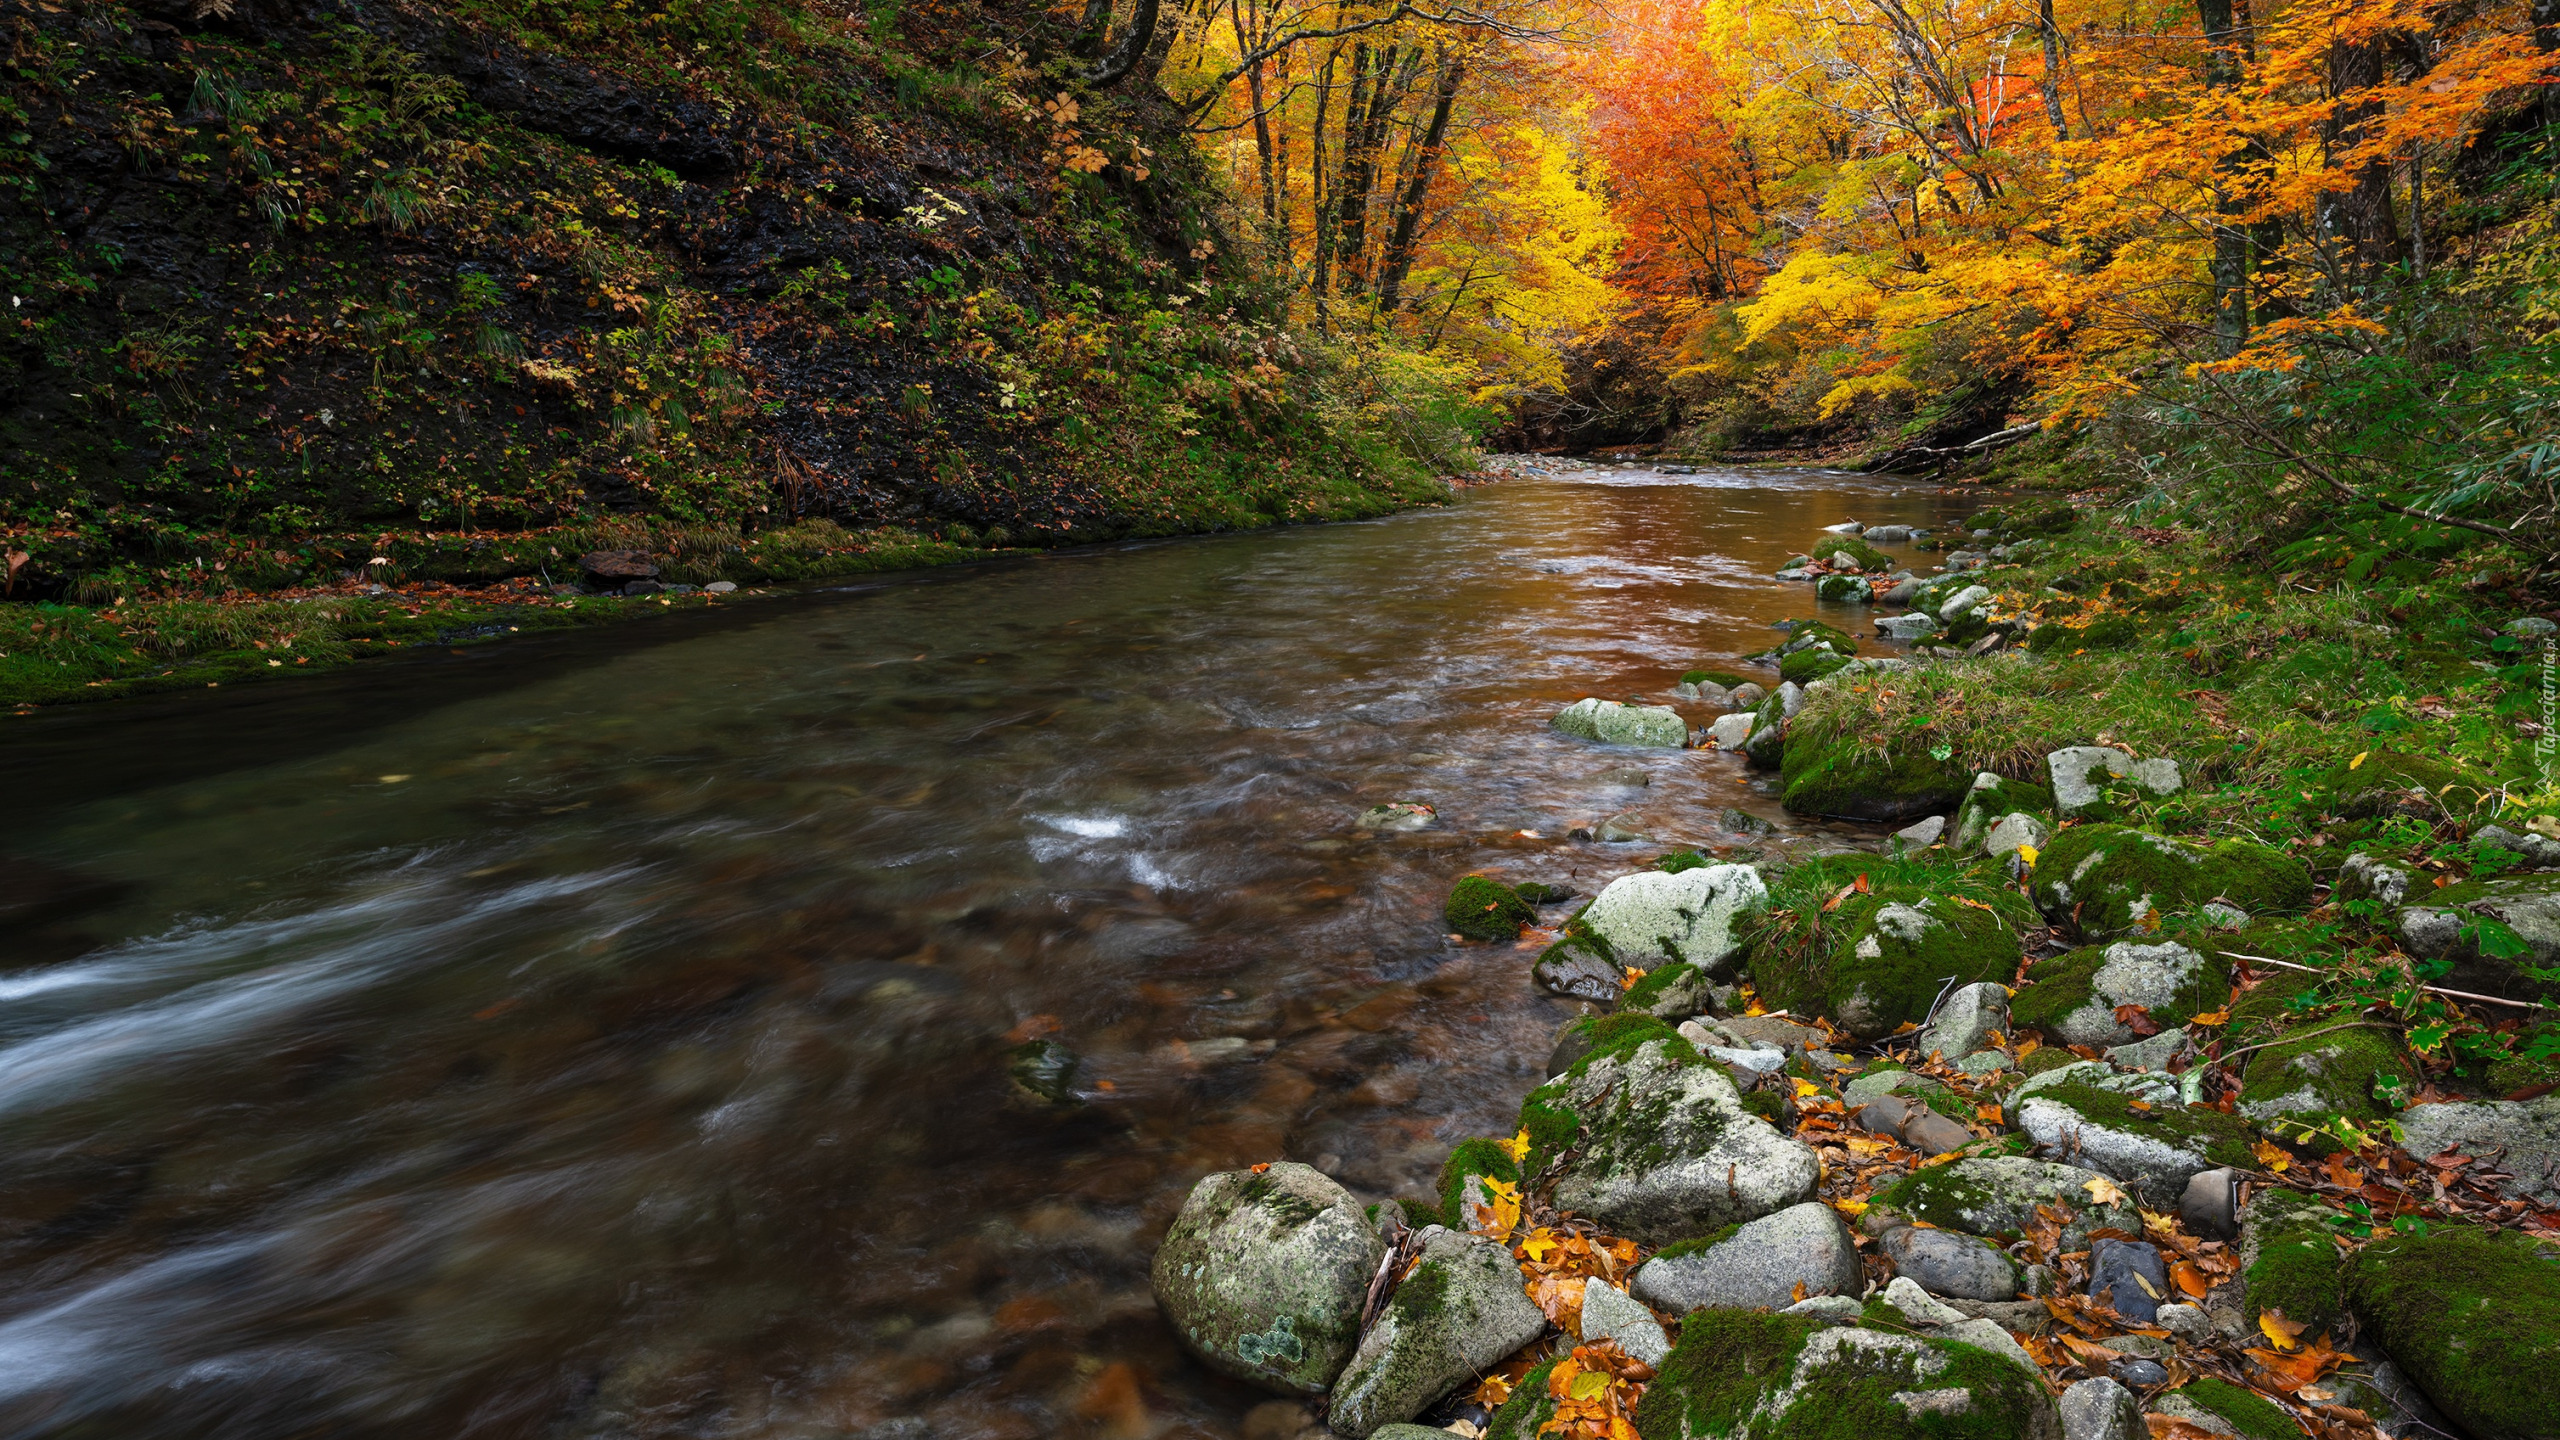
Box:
[2152,1302,2214,1344]
[2109,1357,2170,1388]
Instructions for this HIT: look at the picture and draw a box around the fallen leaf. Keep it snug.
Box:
[2252,1138,2293,1173]
[2258,1309,2306,1350]
[2349,752,2368,771]
[2085,1175,2131,1207]
[2146,1420,2226,1440]
[1500,1129,1532,1163]
[2171,1261,2211,1297]
[2189,1010,2229,1026]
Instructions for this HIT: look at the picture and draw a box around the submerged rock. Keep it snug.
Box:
[1325,1227,1547,1438]
[1151,1162,1384,1395]
[1359,802,1438,832]
[1629,1201,1864,1312]
[1553,698,1688,748]
[1523,1022,1819,1244]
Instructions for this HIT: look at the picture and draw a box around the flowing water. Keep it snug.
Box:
[0,466,1982,1440]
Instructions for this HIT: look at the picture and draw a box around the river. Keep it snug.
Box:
[0,465,1979,1440]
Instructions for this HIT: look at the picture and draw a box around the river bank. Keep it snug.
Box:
[1148,486,2560,1440]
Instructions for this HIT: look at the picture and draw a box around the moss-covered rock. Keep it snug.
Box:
[1780,736,1972,823]
[1685,669,1748,689]
[1555,697,1690,748]
[2009,941,2229,1047]
[2165,1379,2300,1440]
[1326,1228,1549,1437]
[1446,875,1537,941]
[2305,749,2497,821]
[2013,1081,2259,1205]
[1751,887,2022,1042]
[1485,1358,1561,1440]
[1435,1138,1523,1229]
[1950,771,2056,852]
[1624,961,1712,1018]
[1780,646,1854,684]
[1520,1032,1819,1244]
[2346,1224,2560,1440]
[1866,1156,2141,1251]
[2030,825,2309,940]
[2239,1021,2418,1122]
[1151,1163,1386,1395]
[1812,535,1892,571]
[2238,1187,2347,1337]
[1633,1309,2059,1440]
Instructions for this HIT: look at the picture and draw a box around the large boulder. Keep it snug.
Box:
[1751,884,2024,1042]
[2045,746,2182,820]
[1151,1163,1385,1395]
[1520,1022,1820,1245]
[1779,732,1971,823]
[1633,1311,2059,1440]
[1552,697,1687,748]
[1868,1157,2142,1252]
[1574,864,1770,974]
[2394,873,2560,1003]
[2008,941,2227,1047]
[1629,1201,1864,1312]
[2029,825,2309,939]
[1325,1228,1548,1438]
[2237,1020,2419,1122]
[2013,1081,2259,1206]
[2346,1224,2560,1440]
[2395,1094,2560,1206]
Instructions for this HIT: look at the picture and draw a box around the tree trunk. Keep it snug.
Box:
[2198,0,2249,354]
[2318,37,2403,276]
[1374,50,1464,314]
[2036,0,2069,139]
[1085,0,1160,86]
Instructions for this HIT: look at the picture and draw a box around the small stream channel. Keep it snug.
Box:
[0,465,1982,1440]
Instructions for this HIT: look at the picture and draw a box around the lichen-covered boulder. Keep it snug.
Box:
[2346,1224,2560,1440]
[2238,1021,2418,1122]
[2013,1082,2258,1206]
[2046,746,2182,819]
[1950,771,2053,851]
[1570,864,1771,974]
[1632,1311,2060,1440]
[1520,1022,1819,1244]
[1778,733,1971,823]
[1629,1201,1864,1313]
[1867,1157,2142,1252]
[1446,875,1538,941]
[1622,961,1714,1020]
[2239,1187,2347,1337]
[2395,1094,2560,1206]
[2336,852,2415,908]
[1751,886,2024,1042]
[1151,1162,1385,1395]
[1556,698,1689,748]
[2029,825,2310,939]
[1325,1227,1548,1438]
[2394,872,2560,1003]
[2009,941,2226,1047]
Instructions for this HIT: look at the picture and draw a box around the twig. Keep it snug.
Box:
[2215,951,2557,1012]
[2206,1018,2401,1067]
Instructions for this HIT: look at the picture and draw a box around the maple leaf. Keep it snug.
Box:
[1498,1129,1532,1164]
[1472,1177,1524,1238]
[2084,1175,2131,1207]
[2257,1309,2307,1350]
[2252,1138,2293,1173]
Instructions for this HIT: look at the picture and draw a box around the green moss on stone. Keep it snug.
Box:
[1518,1017,1707,1174]
[2240,1022,2418,1122]
[1654,1221,1746,1262]
[1741,1088,1786,1125]
[1867,1168,2008,1239]
[2204,840,2314,913]
[1623,961,1702,1010]
[1685,669,1748,688]
[1658,851,1711,875]
[1952,774,2055,844]
[1487,1358,1561,1440]
[2032,824,2271,938]
[2345,1225,2560,1440]
[1637,1310,1820,1438]
[2035,1083,2259,1170]
[1396,1196,1446,1231]
[1813,535,1892,571]
[1749,886,2021,1041]
[1780,647,1854,685]
[1448,875,1538,941]
[1436,1138,1523,1228]
[1779,737,1972,823]
[2007,947,2103,1034]
[2174,1378,2299,1440]
[2017,1046,2079,1077]
[1639,1306,2053,1440]
[2226,966,2327,1032]
[2304,750,2494,820]
[2241,1191,2346,1336]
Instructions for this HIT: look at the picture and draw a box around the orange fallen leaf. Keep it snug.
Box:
[2147,1420,2226,1440]
[2258,1309,2306,1350]
[2171,1261,2211,1298]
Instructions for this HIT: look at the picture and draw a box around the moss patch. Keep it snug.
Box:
[2035,1083,2259,1170]
[1636,1310,1820,1438]
[1486,1357,1561,1440]
[1436,1138,1523,1228]
[1685,669,1748,688]
[2241,1189,2347,1336]
[2345,1225,2560,1440]
[1447,875,1537,941]
[1813,535,1892,571]
[2173,1378,2299,1440]
[1779,736,1972,823]
[2239,1022,2417,1122]
[1750,886,2022,1041]
[2305,749,2498,821]
[1654,1221,1747,1262]
[2008,944,2230,1038]
[1519,1017,1706,1175]
[1780,647,1854,685]
[2029,824,2303,938]
[2206,840,2315,912]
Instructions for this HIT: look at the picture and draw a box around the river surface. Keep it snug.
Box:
[0,466,1980,1440]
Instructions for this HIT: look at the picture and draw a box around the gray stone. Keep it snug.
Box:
[1877,612,1941,640]
[1705,712,1755,750]
[2505,616,2558,638]
[1719,1015,1826,1052]
[1881,1275,1966,1326]
[1629,967,1714,1021]
[1882,1225,2018,1300]
[1982,811,2050,861]
[1546,1038,1821,1243]
[1629,1200,1862,1311]
[1151,1162,1385,1395]
[2179,1167,2241,1241]
[1878,579,1923,606]
[2088,1238,2168,1323]
[2016,1089,2215,1206]
[1957,1049,2012,1076]
[1865,525,1915,542]
[1326,1227,1547,1437]
[1729,682,1767,707]
[1886,1157,2144,1252]
[1817,574,1871,602]
[2392,1094,2560,1204]
[1901,1111,1977,1157]
[2104,1029,2193,1072]
[1781,1294,1865,1324]
[1844,1068,1947,1106]
[2149,1394,2238,1436]
[2336,852,2415,907]
[1855,1095,1921,1136]
[1940,1316,2041,1375]
[2038,942,2213,1049]
[1358,803,1438,832]
[1552,698,1688,748]
[1919,981,2010,1060]
[2153,1303,2214,1344]
[2473,822,2560,868]
[1825,520,1866,534]
[1575,863,1769,974]
[1532,947,1621,1004]
[1938,584,1994,621]
[2397,870,2560,1000]
[1577,1278,1670,1368]
[2059,1378,2143,1440]
[703,580,738,594]
[2110,1357,2169,1388]
[1367,1427,1461,1440]
[1777,680,1806,718]
[1691,680,1734,709]
[2005,1059,2180,1125]
[2048,746,2183,817]
[1644,1326,2059,1436]
[1894,815,1948,850]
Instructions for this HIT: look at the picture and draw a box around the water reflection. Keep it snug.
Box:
[0,468,1977,1439]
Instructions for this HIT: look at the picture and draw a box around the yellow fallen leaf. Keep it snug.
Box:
[1568,1369,1612,1401]
[2016,842,2039,870]
[2259,1309,2307,1350]
[2349,752,2368,770]
[1620,966,1644,991]
[1793,1078,1821,1097]
[2252,1138,2293,1173]
[1832,1198,1869,1217]
[2084,1175,2131,1207]
[1520,1233,1559,1263]
[1498,1129,1532,1164]
[2189,1010,2229,1026]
